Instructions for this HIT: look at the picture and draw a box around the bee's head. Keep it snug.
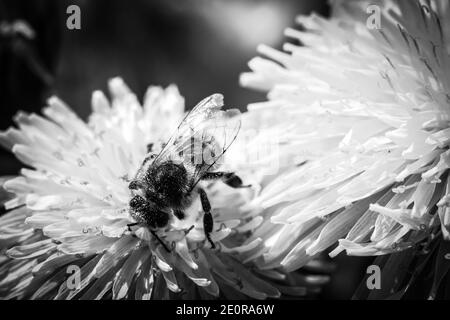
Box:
[129,195,169,229]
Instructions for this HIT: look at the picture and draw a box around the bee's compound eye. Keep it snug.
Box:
[130,195,146,209]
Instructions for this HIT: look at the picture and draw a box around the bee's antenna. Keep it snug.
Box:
[127,222,140,232]
[150,229,171,252]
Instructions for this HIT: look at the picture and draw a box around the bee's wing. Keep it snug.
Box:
[153,94,241,185]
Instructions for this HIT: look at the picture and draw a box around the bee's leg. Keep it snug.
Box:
[184,225,195,235]
[150,229,171,252]
[201,172,251,188]
[198,188,215,249]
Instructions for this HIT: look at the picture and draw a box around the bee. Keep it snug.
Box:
[127,94,248,251]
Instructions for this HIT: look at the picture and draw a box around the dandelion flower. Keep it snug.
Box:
[0,77,328,299]
[241,0,450,292]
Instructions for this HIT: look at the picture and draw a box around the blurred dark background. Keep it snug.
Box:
[0,0,329,174]
[0,0,374,300]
